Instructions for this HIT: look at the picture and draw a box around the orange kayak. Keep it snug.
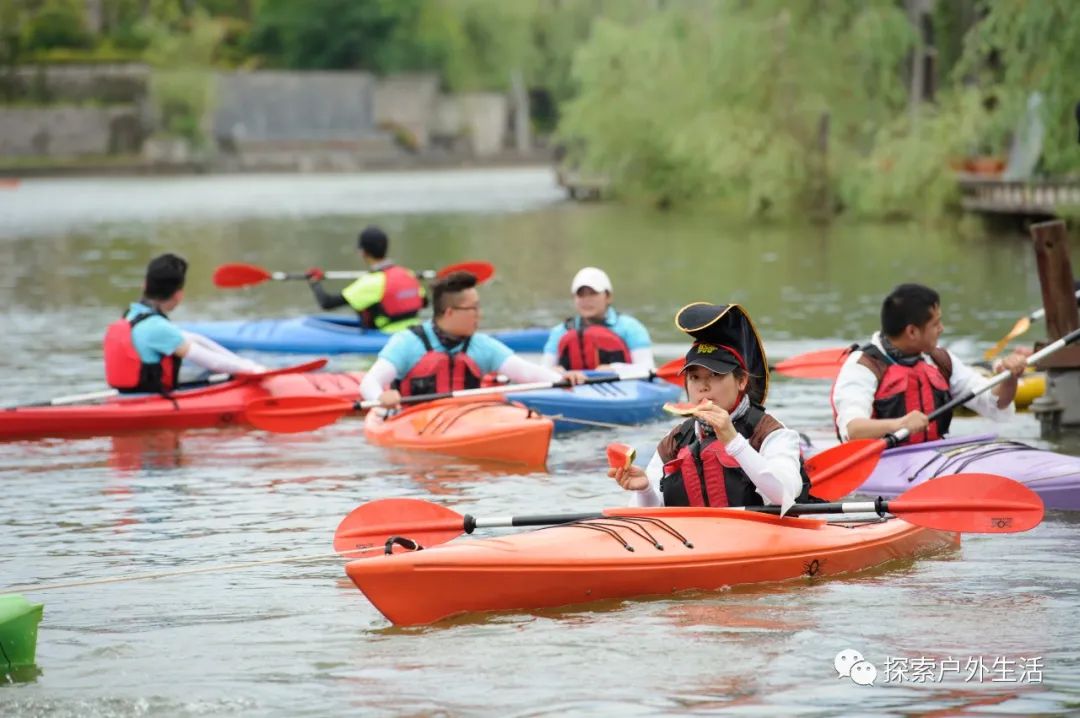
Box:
[363,396,553,467]
[345,509,958,626]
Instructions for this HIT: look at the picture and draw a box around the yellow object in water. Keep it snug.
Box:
[1014,371,1046,409]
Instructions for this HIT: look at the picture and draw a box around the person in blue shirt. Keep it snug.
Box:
[360,271,585,407]
[104,254,264,393]
[542,267,654,373]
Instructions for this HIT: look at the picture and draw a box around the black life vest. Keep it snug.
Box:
[659,405,816,508]
[103,310,182,394]
[556,317,631,370]
[396,325,484,397]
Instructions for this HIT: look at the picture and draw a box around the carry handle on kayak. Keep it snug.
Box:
[243,358,687,434]
[331,473,1044,557]
[808,325,1080,501]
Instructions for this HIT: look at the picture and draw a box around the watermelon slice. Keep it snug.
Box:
[606,443,637,470]
[663,401,701,416]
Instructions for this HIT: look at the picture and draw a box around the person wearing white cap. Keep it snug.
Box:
[541,267,655,373]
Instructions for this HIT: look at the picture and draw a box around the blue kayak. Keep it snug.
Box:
[509,377,681,433]
[180,315,551,355]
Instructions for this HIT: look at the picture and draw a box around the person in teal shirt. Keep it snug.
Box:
[305,226,426,333]
[105,253,264,392]
[542,266,654,372]
[360,271,585,407]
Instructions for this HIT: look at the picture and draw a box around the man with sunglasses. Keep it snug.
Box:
[360,271,585,407]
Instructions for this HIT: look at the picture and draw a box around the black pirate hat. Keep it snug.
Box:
[674,302,769,404]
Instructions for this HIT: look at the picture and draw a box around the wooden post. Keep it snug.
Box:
[1031,219,1080,368]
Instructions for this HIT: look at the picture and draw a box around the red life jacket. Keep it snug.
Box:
[397,325,484,397]
[831,344,953,445]
[658,407,816,508]
[360,265,425,329]
[556,317,631,370]
[103,310,182,393]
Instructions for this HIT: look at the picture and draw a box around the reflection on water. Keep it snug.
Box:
[2,169,1080,715]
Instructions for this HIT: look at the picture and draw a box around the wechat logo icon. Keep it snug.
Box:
[835,649,877,686]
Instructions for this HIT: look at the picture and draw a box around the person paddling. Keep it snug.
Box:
[610,303,817,513]
[831,283,1029,445]
[360,271,585,408]
[104,254,265,393]
[542,267,654,372]
[305,225,426,333]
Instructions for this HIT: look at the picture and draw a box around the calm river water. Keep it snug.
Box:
[2,168,1079,716]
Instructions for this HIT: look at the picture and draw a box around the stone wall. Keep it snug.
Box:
[373,74,439,151]
[214,70,378,144]
[0,63,148,104]
[0,106,144,156]
[434,93,509,157]
[0,64,519,167]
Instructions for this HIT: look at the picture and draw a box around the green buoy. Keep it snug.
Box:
[1,594,43,678]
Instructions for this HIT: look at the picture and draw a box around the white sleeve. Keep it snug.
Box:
[360,358,399,402]
[497,354,565,384]
[946,352,1015,420]
[540,352,559,370]
[627,449,665,507]
[181,333,265,374]
[606,347,656,373]
[724,429,802,514]
[831,352,879,441]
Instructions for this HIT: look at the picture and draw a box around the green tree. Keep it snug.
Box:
[246,0,433,71]
[560,2,915,215]
[142,8,225,146]
[25,0,93,51]
[957,0,1080,174]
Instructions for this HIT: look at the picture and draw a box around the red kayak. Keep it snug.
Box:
[0,365,363,441]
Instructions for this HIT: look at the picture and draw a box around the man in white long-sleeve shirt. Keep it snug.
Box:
[360,271,584,407]
[831,283,1029,445]
[609,302,815,514]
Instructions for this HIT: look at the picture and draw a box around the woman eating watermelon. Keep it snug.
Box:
[609,302,818,514]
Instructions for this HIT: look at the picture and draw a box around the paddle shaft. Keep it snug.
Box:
[8,359,325,411]
[7,373,230,409]
[274,270,439,281]
[355,369,658,411]
[461,497,982,531]
[887,324,1080,447]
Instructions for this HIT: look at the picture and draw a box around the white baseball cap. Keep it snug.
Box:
[571,267,613,294]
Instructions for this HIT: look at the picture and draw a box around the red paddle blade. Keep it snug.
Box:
[436,261,495,284]
[774,347,849,380]
[654,357,685,386]
[334,497,465,555]
[888,473,1044,533]
[214,263,272,288]
[244,395,355,433]
[805,438,887,501]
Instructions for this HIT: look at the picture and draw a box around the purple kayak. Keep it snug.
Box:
[858,433,1080,511]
